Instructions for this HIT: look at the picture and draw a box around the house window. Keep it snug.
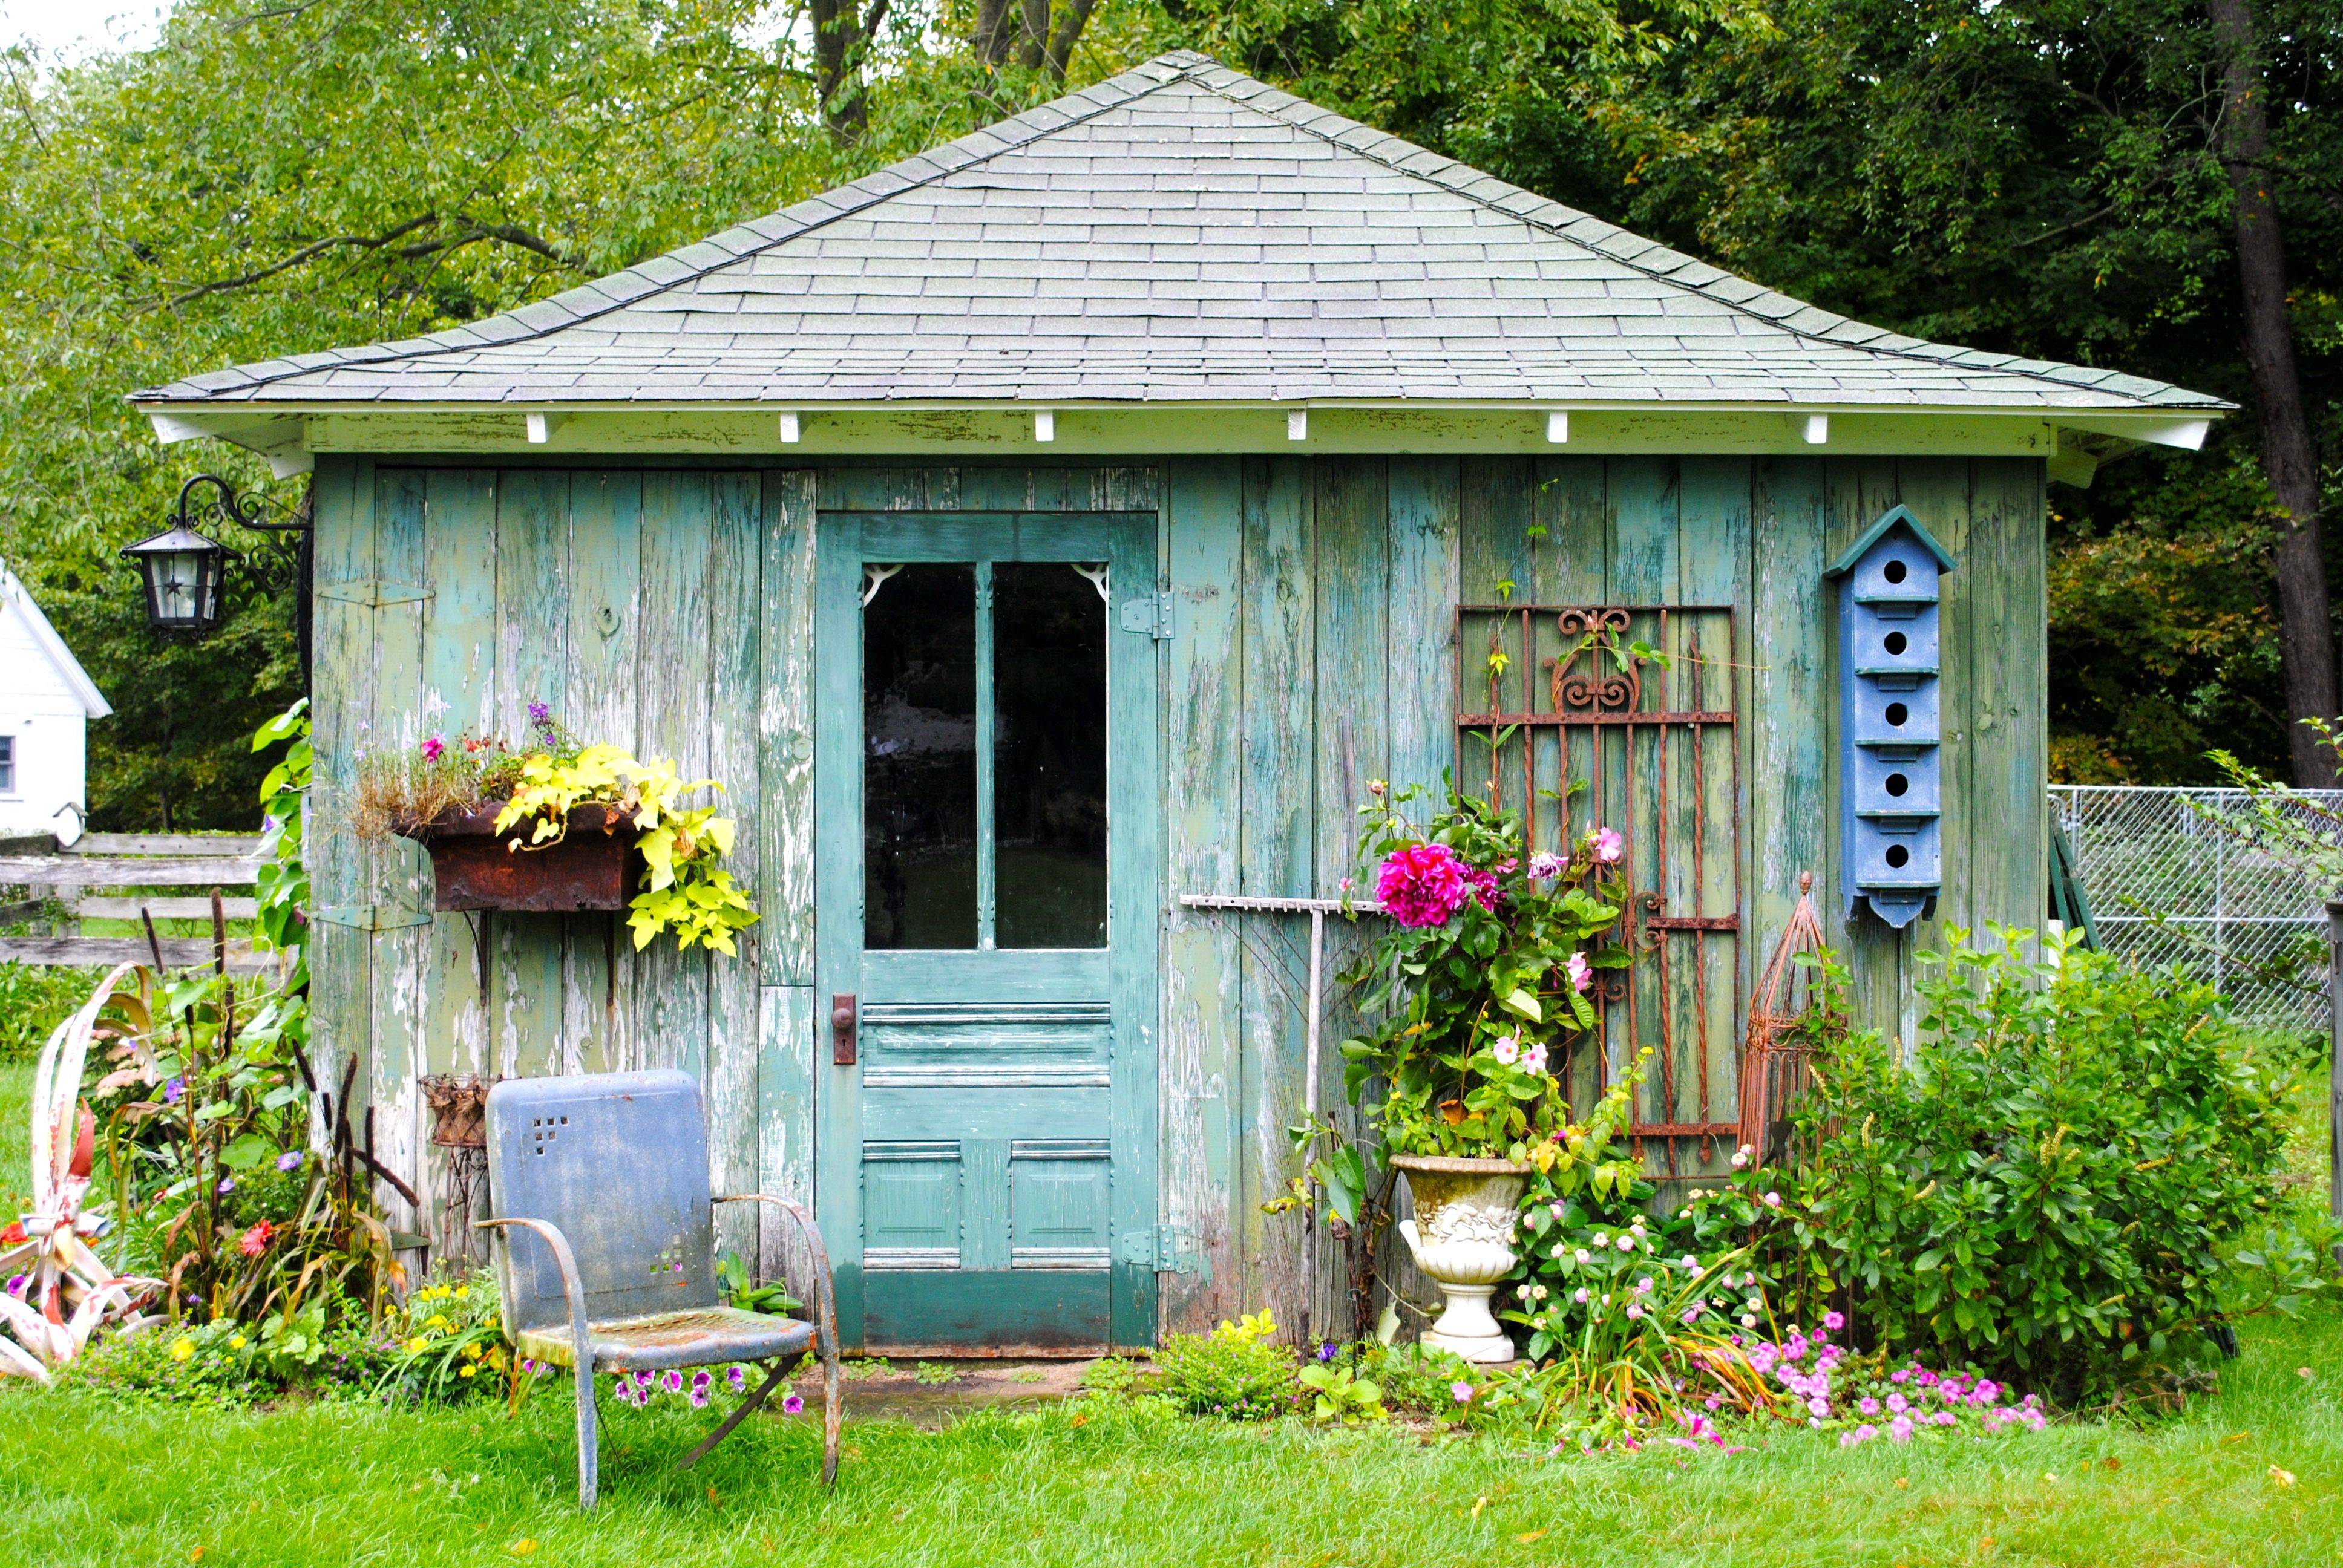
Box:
[0,734,15,795]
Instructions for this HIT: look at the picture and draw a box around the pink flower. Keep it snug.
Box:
[1528,851,1567,879]
[1374,843,1469,929]
[421,734,445,762]
[1858,1396,1880,1416]
[1451,1382,1476,1403]
[782,1393,805,1414]
[1461,863,1505,910]
[1589,826,1624,864]
[1566,952,1592,993]
[1520,1042,1548,1075]
[1492,1036,1521,1066]
[1889,1416,1915,1443]
[1762,1191,1783,1209]
[238,1221,274,1257]
[1823,1310,1845,1331]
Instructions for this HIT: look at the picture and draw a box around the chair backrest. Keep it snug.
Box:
[484,1070,717,1336]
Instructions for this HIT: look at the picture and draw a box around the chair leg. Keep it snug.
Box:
[573,1355,599,1511]
[820,1325,841,1488]
[675,1356,798,1471]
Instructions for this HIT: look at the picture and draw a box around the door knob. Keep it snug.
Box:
[831,993,857,1065]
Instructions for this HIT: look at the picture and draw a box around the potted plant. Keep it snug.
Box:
[1322,783,1641,1362]
[353,703,758,956]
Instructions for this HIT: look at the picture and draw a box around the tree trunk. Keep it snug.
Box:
[1043,0,1098,79]
[810,0,867,142]
[1017,0,1049,71]
[973,0,1015,65]
[2209,0,2336,784]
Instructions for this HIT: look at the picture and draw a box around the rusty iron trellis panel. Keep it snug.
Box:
[1455,604,1743,1172]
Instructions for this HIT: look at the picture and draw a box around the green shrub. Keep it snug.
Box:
[0,962,106,1060]
[1152,1310,1297,1420]
[1744,930,2328,1399]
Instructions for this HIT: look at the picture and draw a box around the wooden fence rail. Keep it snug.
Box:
[0,832,272,974]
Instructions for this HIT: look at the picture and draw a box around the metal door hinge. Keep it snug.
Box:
[1115,1225,1199,1274]
[1118,592,1175,640]
[315,903,433,931]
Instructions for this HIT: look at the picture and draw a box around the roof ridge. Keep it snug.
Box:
[151,51,1222,401]
[1172,61,2197,410]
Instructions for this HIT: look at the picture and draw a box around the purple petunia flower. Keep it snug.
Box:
[4,1275,23,1296]
[276,1150,305,1172]
[163,1077,185,1103]
[782,1393,805,1415]
[689,1371,712,1408]
[217,1177,235,1194]
[727,1365,747,1391]
[662,1370,685,1394]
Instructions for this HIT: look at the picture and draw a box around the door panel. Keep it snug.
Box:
[816,509,1159,1352]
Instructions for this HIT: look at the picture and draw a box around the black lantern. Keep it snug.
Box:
[120,520,232,633]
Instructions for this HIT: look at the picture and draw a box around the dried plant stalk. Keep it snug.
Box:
[1737,871,1829,1164]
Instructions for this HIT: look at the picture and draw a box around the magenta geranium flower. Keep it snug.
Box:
[421,734,445,762]
[1375,843,1469,928]
[1589,826,1624,864]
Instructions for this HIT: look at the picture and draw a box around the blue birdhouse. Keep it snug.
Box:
[1826,505,1958,929]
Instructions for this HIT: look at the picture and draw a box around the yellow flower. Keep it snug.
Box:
[464,1343,483,1359]
[459,1364,477,1379]
[453,1285,468,1299]
[427,1315,451,1330]
[170,1338,195,1362]
[406,1336,430,1355]
[229,1336,247,1350]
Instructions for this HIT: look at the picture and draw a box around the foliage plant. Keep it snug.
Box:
[376,1274,546,1408]
[77,958,406,1331]
[1334,784,1631,1162]
[0,965,109,1063]
[355,702,758,956]
[1151,1310,1298,1420]
[715,1249,801,1316]
[250,699,313,1005]
[1728,930,2327,1399]
[1295,1358,1387,1423]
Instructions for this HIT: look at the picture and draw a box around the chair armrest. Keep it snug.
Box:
[712,1195,837,1347]
[474,1217,594,1370]
[713,1194,841,1485]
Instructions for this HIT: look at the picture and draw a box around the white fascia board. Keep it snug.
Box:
[0,564,111,718]
[2051,414,2216,451]
[145,399,2225,459]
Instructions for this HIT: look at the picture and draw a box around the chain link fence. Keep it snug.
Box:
[2049,785,2342,1033]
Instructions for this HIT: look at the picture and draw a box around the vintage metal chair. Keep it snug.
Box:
[477,1070,841,1509]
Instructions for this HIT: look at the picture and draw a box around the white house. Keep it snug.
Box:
[0,562,111,841]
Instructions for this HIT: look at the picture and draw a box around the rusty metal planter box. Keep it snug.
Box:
[398,803,638,913]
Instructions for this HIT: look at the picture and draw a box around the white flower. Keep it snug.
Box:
[1532,1285,1548,1301]
[1552,1244,1567,1259]
[1591,1234,1609,1249]
[1741,1313,1758,1328]
[1616,1236,1635,1252]
[1681,1254,1701,1270]
[1516,1284,1533,1299]
[1492,1036,1521,1066]
[1573,1287,1590,1304]
[1574,1249,1591,1265]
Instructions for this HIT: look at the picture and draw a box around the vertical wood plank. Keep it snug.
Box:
[1311,456,1388,1338]
[632,471,714,1082]
[1746,459,1829,1060]
[307,456,375,1166]
[1238,456,1314,1334]
[368,469,430,1235]
[1162,457,1245,1331]
[1963,459,2048,943]
[706,471,764,1258]
[1386,458,1461,809]
[413,468,498,1254]
[1457,459,1533,810]
[493,470,571,1077]
[562,471,643,1073]
[1676,459,1751,1155]
[756,470,818,1277]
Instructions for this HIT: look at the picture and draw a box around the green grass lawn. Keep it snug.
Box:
[5,1067,2342,1566]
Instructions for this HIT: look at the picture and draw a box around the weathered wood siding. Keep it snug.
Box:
[310,452,2045,1339]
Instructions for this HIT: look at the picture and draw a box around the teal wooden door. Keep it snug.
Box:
[816,510,1160,1351]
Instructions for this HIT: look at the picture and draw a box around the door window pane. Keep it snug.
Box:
[994,563,1107,948]
[864,564,977,949]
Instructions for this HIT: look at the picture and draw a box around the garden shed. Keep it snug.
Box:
[134,50,2224,1354]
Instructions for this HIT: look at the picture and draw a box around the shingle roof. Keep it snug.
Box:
[135,51,2223,412]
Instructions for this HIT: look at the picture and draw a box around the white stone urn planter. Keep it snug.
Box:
[1391,1154,1530,1364]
